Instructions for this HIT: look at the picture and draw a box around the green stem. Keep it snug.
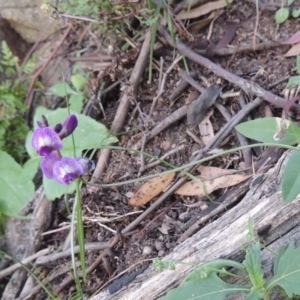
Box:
[86,142,299,188]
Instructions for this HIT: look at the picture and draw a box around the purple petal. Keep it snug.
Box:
[53,157,83,185]
[76,157,95,175]
[31,127,63,156]
[54,123,63,134]
[58,115,78,139]
[40,151,61,179]
[37,115,49,128]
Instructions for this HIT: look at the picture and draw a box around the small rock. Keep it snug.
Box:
[158,250,165,257]
[155,241,164,251]
[143,246,153,255]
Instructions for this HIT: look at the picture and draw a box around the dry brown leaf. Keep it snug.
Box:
[187,11,216,34]
[284,42,300,57]
[128,173,175,207]
[198,165,239,180]
[199,109,214,145]
[175,172,248,196]
[177,0,234,20]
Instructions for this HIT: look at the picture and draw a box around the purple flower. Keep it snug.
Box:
[40,151,61,179]
[53,157,83,185]
[57,115,78,139]
[76,157,95,175]
[37,115,49,128]
[32,127,63,156]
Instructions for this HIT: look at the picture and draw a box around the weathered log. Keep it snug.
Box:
[92,150,300,300]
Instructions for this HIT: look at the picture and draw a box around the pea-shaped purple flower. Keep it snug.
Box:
[53,157,84,185]
[32,127,63,156]
[40,151,61,179]
[56,114,78,139]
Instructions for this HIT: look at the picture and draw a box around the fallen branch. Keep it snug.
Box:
[158,24,300,114]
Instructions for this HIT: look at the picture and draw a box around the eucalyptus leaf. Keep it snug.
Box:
[268,242,300,297]
[235,117,300,145]
[297,56,300,74]
[282,150,300,202]
[275,8,289,24]
[159,272,248,300]
[0,151,34,218]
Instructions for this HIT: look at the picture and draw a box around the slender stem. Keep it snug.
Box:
[86,143,298,188]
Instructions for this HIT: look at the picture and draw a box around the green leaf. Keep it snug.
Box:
[235,117,300,145]
[275,8,289,24]
[69,93,84,113]
[286,75,300,88]
[19,156,41,185]
[244,288,264,300]
[282,150,300,202]
[292,8,300,18]
[43,176,76,201]
[288,0,294,6]
[243,242,265,289]
[34,107,118,157]
[50,83,76,97]
[159,272,248,300]
[268,242,300,297]
[25,130,36,158]
[0,151,34,218]
[71,74,86,92]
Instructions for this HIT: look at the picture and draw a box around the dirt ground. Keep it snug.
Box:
[2,0,300,299]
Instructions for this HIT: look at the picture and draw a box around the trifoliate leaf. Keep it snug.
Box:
[268,242,300,297]
[159,272,248,300]
[282,150,300,202]
[243,242,264,289]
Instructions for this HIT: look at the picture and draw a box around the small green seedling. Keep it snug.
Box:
[275,0,300,24]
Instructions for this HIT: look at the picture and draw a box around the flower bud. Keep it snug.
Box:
[58,115,78,139]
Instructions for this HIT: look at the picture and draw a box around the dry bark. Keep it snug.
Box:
[92,150,300,300]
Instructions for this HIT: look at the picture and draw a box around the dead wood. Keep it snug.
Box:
[1,187,53,300]
[158,25,300,115]
[91,150,300,300]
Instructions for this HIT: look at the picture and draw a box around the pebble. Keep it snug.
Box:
[143,246,153,255]
[155,241,164,251]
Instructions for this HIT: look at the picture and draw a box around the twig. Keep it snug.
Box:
[214,102,252,168]
[91,30,152,183]
[0,248,51,280]
[158,24,300,114]
[179,70,205,93]
[25,24,72,105]
[35,243,110,266]
[149,55,183,116]
[139,145,187,173]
